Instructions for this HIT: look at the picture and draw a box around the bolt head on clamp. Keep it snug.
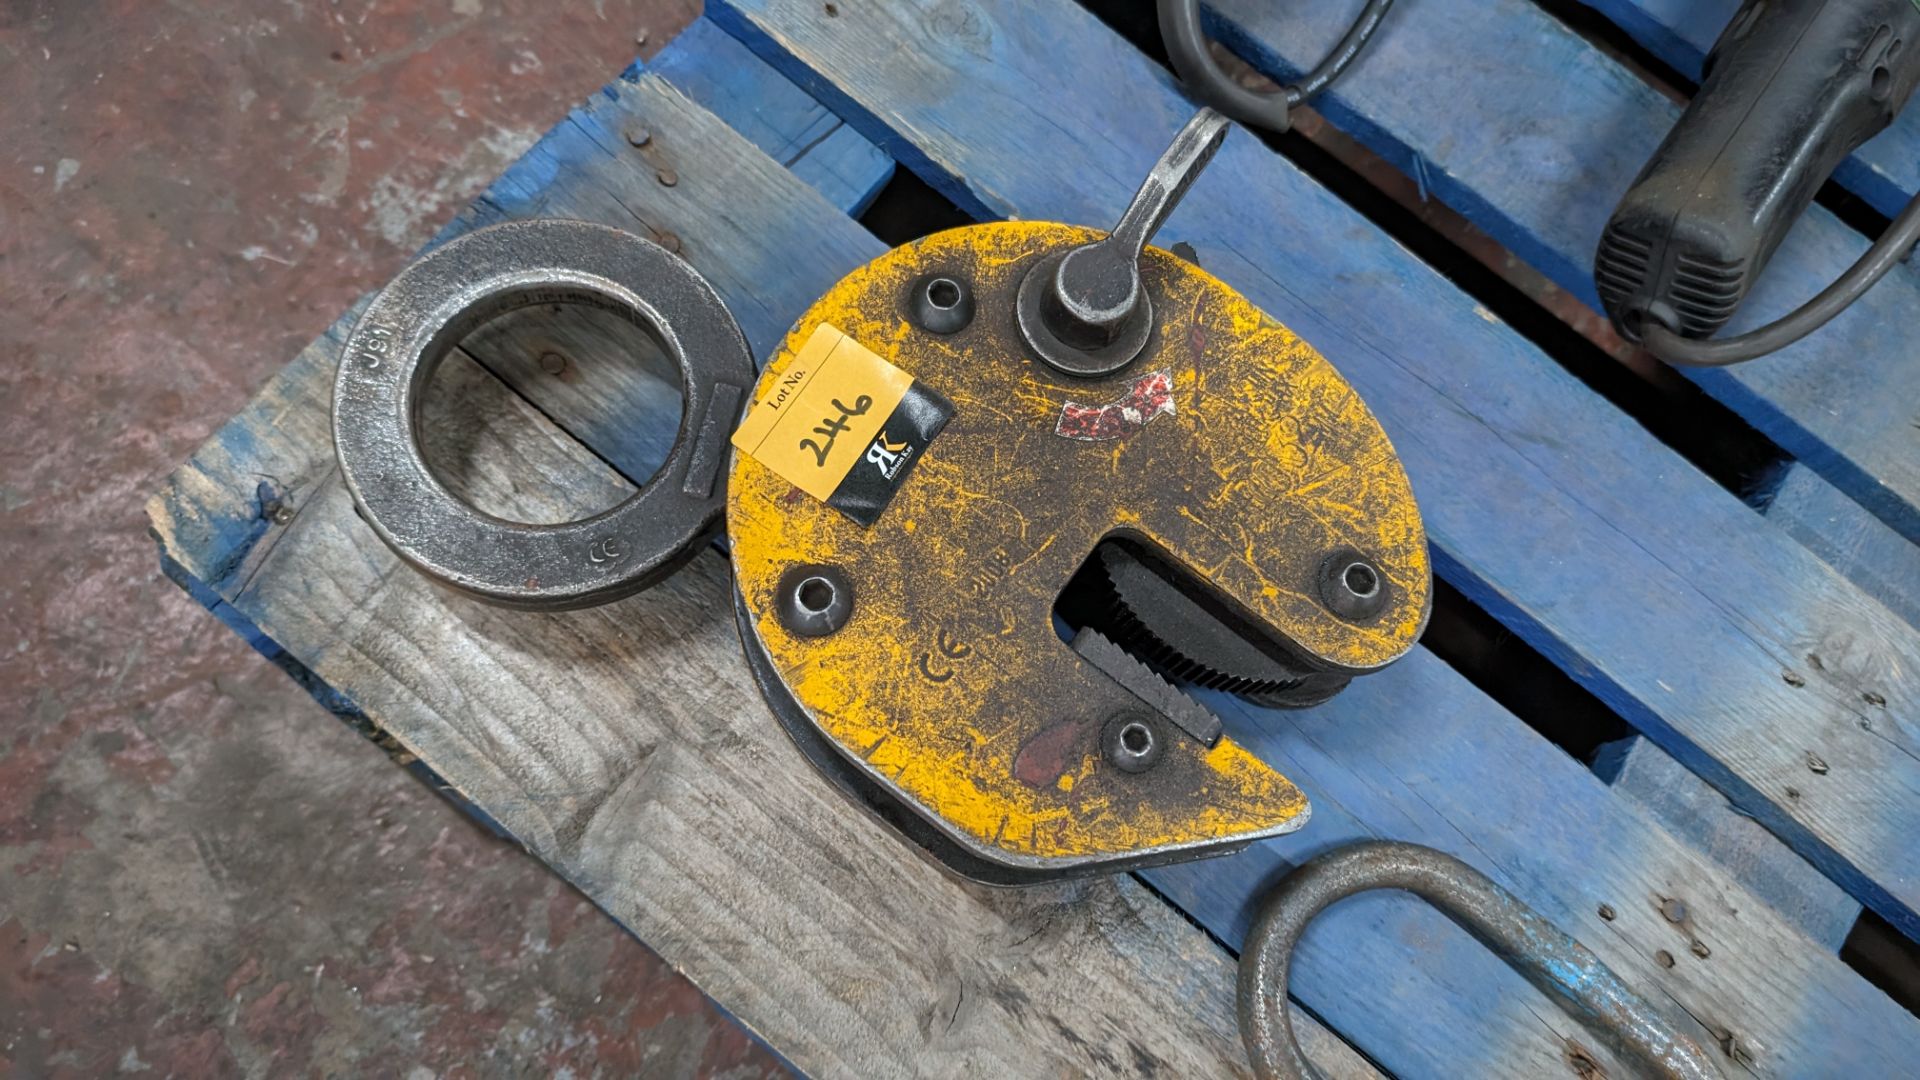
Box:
[1018,108,1231,378]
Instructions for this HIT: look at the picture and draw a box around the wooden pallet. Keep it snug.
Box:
[148,3,1920,1075]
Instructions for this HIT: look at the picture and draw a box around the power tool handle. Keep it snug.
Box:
[1599,0,1920,339]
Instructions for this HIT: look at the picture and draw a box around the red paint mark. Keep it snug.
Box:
[1187,294,1209,367]
[361,943,429,1005]
[236,978,327,1069]
[1054,370,1175,441]
[1011,718,1091,789]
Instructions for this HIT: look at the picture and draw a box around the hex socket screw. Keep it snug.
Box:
[910,273,975,334]
[1316,547,1389,622]
[1103,712,1165,774]
[776,564,855,638]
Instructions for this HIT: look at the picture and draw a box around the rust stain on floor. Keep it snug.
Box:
[0,1,785,1075]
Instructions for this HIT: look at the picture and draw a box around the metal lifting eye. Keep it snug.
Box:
[1237,842,1723,1080]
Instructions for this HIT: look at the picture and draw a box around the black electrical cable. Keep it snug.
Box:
[1644,189,1920,366]
[1156,0,1396,133]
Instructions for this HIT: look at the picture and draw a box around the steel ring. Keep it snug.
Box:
[332,218,754,611]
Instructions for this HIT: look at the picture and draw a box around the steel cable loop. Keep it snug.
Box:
[1156,0,1396,133]
[1236,841,1724,1080]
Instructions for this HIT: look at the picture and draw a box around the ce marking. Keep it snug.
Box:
[587,536,627,567]
[917,627,972,683]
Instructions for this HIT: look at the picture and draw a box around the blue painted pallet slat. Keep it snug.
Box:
[709,0,1920,944]
[1579,0,1920,219]
[1144,657,1912,1068]
[432,20,892,264]
[1204,0,1920,552]
[1147,657,1912,1075]
[1593,734,1861,950]
[646,19,894,216]
[1197,0,1920,919]
[1767,463,1920,628]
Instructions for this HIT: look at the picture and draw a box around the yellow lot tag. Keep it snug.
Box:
[731,322,915,502]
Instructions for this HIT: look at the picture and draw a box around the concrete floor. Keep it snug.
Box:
[0,2,786,1075]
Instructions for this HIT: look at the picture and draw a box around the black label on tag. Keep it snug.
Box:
[825,381,953,526]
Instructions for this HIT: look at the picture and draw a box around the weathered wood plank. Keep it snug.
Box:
[647,18,894,216]
[148,69,1376,1079]
[1204,0,1920,549]
[710,0,1920,945]
[1592,734,1860,952]
[1577,0,1920,219]
[1767,463,1920,630]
